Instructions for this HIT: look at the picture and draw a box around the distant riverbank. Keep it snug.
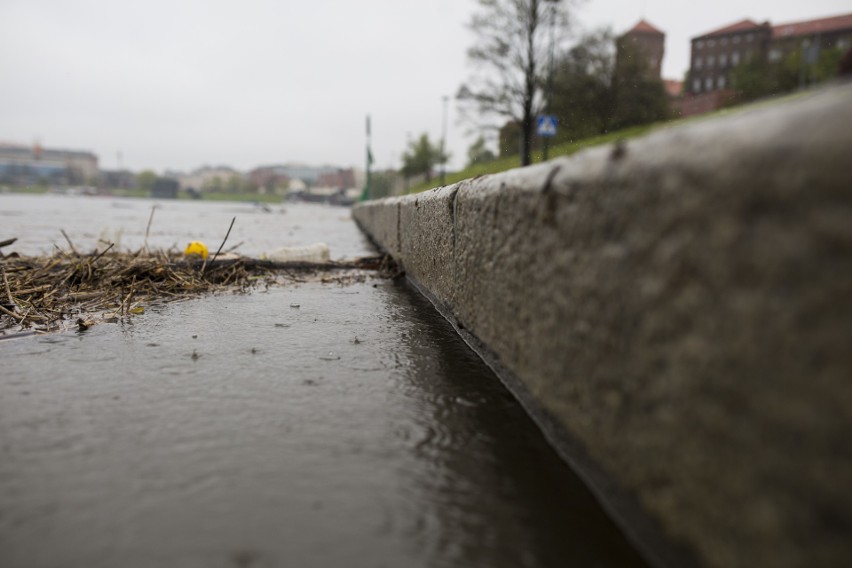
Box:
[1,185,287,204]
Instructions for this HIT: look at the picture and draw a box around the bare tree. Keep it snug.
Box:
[459,0,576,166]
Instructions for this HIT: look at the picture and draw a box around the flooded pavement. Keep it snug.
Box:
[0,195,647,567]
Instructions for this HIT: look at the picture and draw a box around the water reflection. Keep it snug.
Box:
[380,280,647,567]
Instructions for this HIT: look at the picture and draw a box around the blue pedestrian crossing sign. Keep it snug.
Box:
[536,115,557,137]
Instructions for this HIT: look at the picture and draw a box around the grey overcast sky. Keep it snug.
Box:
[0,0,849,174]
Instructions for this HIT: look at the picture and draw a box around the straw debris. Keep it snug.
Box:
[0,248,397,337]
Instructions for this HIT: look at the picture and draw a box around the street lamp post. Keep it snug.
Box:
[440,95,449,185]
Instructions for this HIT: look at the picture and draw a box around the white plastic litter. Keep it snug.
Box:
[260,242,330,263]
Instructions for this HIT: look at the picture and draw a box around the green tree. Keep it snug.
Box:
[498,122,523,158]
[550,28,616,141]
[730,46,846,104]
[728,55,779,101]
[136,170,157,192]
[225,174,251,193]
[459,0,577,167]
[202,176,224,193]
[401,133,449,181]
[610,39,669,130]
[369,171,399,199]
[810,47,846,83]
[466,135,496,167]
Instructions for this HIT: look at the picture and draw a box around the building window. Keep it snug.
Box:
[733,36,741,44]
[721,37,728,46]
[707,56,715,68]
[708,39,716,47]
[732,51,741,66]
[719,54,727,67]
[769,49,782,62]
[693,79,701,93]
[839,38,851,51]
[696,40,704,49]
[705,77,714,91]
[694,56,703,69]
[717,76,726,89]
[746,33,754,42]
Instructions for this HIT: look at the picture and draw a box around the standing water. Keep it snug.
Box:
[0,194,647,567]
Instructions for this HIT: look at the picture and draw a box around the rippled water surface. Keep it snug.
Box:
[0,195,646,567]
[0,193,371,259]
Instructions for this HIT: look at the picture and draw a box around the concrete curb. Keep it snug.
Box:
[353,82,852,568]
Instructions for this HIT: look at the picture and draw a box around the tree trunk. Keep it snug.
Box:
[521,0,539,167]
[520,113,533,166]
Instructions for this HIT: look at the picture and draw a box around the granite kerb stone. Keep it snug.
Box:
[351,81,852,568]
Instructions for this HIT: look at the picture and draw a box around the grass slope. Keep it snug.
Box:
[406,123,657,194]
[405,88,811,195]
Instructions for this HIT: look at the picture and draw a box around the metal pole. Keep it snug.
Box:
[361,115,372,202]
[367,115,371,200]
[440,96,449,185]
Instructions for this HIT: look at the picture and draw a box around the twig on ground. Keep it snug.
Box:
[2,267,15,308]
[60,229,79,256]
[142,205,157,253]
[0,303,24,321]
[224,241,244,253]
[203,216,236,275]
[0,237,17,258]
[91,243,115,265]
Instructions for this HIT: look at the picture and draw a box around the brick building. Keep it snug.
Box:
[687,19,772,94]
[315,168,356,190]
[617,19,666,78]
[248,167,290,194]
[687,12,852,95]
[770,13,852,64]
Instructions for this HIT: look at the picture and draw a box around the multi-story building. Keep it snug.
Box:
[770,13,852,64]
[177,166,241,192]
[0,142,99,186]
[248,167,290,193]
[617,19,666,79]
[686,12,852,96]
[315,168,356,190]
[620,20,684,99]
[687,19,773,95]
[250,164,341,187]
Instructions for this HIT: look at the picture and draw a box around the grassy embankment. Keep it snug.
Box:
[108,188,284,203]
[405,123,657,194]
[404,89,810,195]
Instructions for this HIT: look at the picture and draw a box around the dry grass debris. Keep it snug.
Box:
[0,208,399,338]
[0,247,397,337]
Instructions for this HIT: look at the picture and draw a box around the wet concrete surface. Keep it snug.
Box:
[0,279,649,568]
[0,195,648,567]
